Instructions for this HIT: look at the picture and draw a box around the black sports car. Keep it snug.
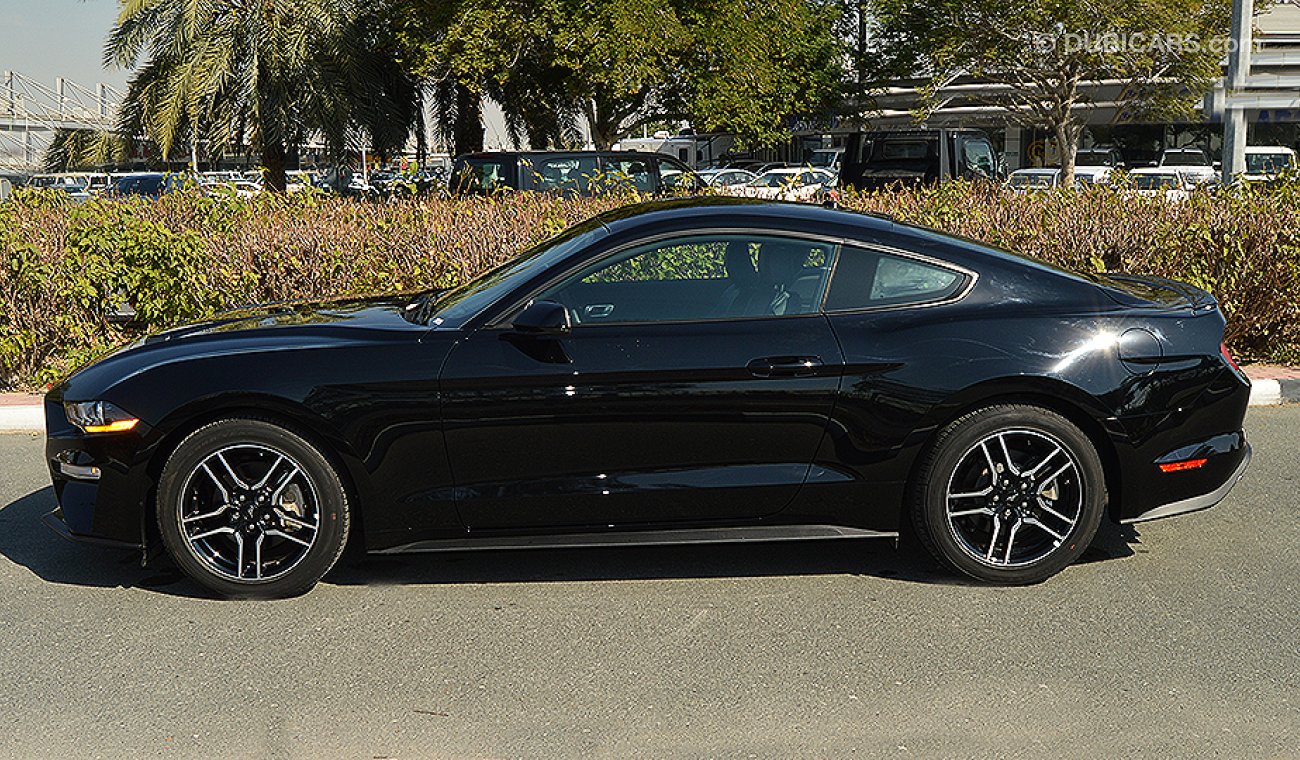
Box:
[44,198,1252,597]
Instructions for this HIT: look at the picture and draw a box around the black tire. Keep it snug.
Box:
[910,404,1105,584]
[157,418,350,598]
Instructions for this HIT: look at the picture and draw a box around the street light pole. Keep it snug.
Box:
[1222,0,1253,184]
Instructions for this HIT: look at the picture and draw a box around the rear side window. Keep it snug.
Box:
[530,156,599,193]
[825,245,967,311]
[451,159,511,193]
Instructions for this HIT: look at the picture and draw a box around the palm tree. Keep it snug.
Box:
[106,0,422,191]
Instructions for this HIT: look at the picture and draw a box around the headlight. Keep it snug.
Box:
[64,401,140,434]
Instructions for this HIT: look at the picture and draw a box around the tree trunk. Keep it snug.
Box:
[585,99,621,150]
[453,83,484,157]
[1055,120,1078,188]
[261,141,287,193]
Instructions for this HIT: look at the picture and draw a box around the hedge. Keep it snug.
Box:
[2,182,1299,391]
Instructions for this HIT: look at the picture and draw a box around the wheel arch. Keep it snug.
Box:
[141,392,375,558]
[901,377,1123,524]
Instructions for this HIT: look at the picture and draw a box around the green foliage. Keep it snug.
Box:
[106,0,422,189]
[3,183,1299,390]
[406,0,847,150]
[864,0,1232,181]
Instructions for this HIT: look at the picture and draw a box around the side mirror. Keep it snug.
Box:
[511,299,571,335]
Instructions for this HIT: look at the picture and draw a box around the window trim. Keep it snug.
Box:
[485,227,847,329]
[821,241,978,315]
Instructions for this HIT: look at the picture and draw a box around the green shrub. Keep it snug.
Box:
[2,182,1298,390]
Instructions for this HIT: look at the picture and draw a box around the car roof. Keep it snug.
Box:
[1131,167,1180,174]
[1244,146,1296,154]
[1011,168,1059,175]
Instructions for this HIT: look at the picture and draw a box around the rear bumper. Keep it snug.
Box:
[1122,443,1251,524]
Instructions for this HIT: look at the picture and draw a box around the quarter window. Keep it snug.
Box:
[824,245,966,311]
[535,234,836,325]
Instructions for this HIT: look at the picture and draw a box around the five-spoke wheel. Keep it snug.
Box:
[911,405,1105,584]
[157,419,349,598]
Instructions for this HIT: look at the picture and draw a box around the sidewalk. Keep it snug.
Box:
[4,364,1298,431]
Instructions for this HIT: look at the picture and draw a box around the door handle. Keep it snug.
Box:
[583,303,615,319]
[747,356,824,378]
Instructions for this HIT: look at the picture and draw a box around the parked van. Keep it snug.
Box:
[839,129,1002,191]
[448,151,702,196]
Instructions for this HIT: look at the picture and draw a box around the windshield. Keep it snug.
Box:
[1009,173,1055,188]
[1075,151,1111,166]
[1134,174,1179,189]
[809,151,839,168]
[424,221,609,327]
[750,172,806,188]
[1246,153,1296,174]
[1161,151,1209,167]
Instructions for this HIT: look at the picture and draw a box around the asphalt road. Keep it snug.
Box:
[0,410,1296,759]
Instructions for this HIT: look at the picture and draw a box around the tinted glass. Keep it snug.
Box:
[962,140,996,178]
[450,158,510,193]
[429,222,609,327]
[536,234,836,324]
[825,245,965,311]
[530,156,599,193]
[1162,151,1209,167]
[600,157,655,192]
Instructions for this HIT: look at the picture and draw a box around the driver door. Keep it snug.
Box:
[438,231,845,531]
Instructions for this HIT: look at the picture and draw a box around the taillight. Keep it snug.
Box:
[1220,342,1242,374]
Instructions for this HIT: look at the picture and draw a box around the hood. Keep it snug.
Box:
[56,292,433,399]
[143,293,425,345]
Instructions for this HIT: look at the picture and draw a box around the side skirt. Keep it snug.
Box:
[374,524,898,555]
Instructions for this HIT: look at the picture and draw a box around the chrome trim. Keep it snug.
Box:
[376,524,898,554]
[58,462,101,481]
[1122,444,1252,524]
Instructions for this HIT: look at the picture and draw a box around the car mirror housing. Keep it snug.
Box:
[512,300,571,335]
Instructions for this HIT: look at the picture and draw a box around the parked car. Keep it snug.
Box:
[1241,146,1298,183]
[43,198,1250,597]
[1156,148,1218,185]
[840,129,1002,191]
[1071,165,1116,186]
[1129,168,1195,201]
[807,148,844,174]
[1006,168,1060,192]
[695,168,757,189]
[737,167,835,201]
[106,173,185,198]
[449,151,701,196]
[1075,147,1126,170]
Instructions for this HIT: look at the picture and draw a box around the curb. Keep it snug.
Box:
[0,406,43,432]
[1246,378,1300,407]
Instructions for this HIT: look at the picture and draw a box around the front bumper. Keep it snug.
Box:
[44,395,156,548]
[1122,443,1252,524]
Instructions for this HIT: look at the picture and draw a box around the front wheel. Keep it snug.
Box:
[156,418,350,598]
[910,404,1106,584]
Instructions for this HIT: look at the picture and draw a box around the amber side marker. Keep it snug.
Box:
[1158,458,1208,473]
[83,419,139,434]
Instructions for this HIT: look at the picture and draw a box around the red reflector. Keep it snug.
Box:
[1220,342,1242,373]
[1159,458,1208,473]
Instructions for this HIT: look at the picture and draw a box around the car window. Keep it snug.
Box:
[656,157,702,192]
[963,140,996,178]
[530,156,598,194]
[825,245,967,311]
[600,157,655,193]
[535,233,838,324]
[451,159,511,193]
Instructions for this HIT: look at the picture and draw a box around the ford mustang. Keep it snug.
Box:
[44,198,1252,597]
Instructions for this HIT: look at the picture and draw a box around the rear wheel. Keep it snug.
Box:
[157,418,349,598]
[910,404,1105,584]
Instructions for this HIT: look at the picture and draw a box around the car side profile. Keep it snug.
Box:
[44,199,1251,597]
